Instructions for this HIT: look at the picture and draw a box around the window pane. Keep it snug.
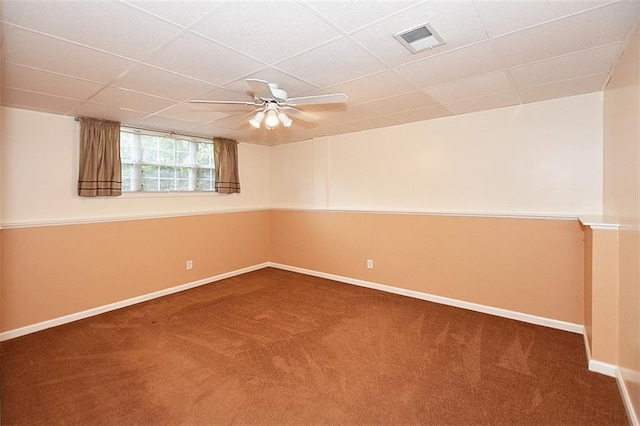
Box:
[159,138,174,151]
[197,179,213,191]
[120,133,133,161]
[176,179,190,191]
[159,166,175,178]
[197,168,212,179]
[177,167,190,178]
[158,149,175,165]
[141,138,159,163]
[176,140,189,152]
[121,164,132,191]
[121,163,132,178]
[143,178,158,191]
[142,165,159,177]
[176,152,190,166]
[196,143,213,166]
[121,131,218,193]
[159,179,175,191]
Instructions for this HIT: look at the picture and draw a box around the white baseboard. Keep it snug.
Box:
[617,367,640,425]
[268,262,584,334]
[0,262,270,341]
[589,360,618,377]
[582,332,617,377]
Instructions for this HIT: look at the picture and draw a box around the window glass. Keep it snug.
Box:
[120,130,215,192]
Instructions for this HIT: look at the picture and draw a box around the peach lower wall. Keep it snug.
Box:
[603,16,640,421]
[584,227,593,347]
[0,210,270,332]
[2,209,585,333]
[270,210,584,324]
[583,226,619,364]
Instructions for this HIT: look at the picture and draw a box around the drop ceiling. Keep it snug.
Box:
[1,0,638,146]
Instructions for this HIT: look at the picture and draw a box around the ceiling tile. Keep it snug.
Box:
[126,0,224,28]
[88,87,175,114]
[518,73,608,103]
[153,102,230,123]
[69,103,148,124]
[443,90,521,114]
[363,91,439,114]
[2,25,138,83]
[276,37,387,87]
[396,41,503,89]
[185,122,238,140]
[314,124,361,137]
[475,0,612,38]
[388,105,453,123]
[508,43,622,89]
[114,64,216,101]
[347,115,404,131]
[491,1,640,68]
[1,1,182,60]
[193,1,341,64]
[424,71,513,104]
[305,0,419,33]
[2,63,104,100]
[326,104,380,124]
[0,0,636,145]
[136,115,206,134]
[351,1,489,67]
[2,88,81,115]
[327,70,416,104]
[145,32,266,85]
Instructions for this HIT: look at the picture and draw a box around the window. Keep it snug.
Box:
[120,129,215,192]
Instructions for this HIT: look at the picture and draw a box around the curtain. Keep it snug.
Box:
[77,117,122,197]
[214,137,241,194]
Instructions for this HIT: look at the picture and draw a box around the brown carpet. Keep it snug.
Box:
[1,268,628,425]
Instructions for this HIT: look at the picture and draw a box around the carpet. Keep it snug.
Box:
[0,268,628,425]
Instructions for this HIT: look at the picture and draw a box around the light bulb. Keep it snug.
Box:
[265,109,279,128]
[278,112,292,127]
[249,111,264,128]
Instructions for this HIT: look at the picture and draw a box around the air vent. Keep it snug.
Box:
[394,23,445,54]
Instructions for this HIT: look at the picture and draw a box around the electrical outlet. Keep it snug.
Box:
[186,260,193,270]
[367,259,374,269]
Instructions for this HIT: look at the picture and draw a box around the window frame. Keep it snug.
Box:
[120,128,215,194]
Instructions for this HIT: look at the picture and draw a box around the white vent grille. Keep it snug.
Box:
[394,23,445,54]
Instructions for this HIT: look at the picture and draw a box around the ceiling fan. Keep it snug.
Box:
[189,79,348,130]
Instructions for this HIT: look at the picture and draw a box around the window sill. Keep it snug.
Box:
[119,191,220,199]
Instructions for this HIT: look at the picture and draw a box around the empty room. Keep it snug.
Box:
[1,0,639,424]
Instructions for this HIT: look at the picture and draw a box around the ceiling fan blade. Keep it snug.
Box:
[189,99,258,106]
[282,106,321,123]
[212,109,260,130]
[246,79,276,100]
[286,93,348,106]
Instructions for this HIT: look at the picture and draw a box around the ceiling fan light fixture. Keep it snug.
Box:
[265,108,279,128]
[249,110,265,128]
[278,111,292,127]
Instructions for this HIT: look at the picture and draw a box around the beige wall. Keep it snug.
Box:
[1,107,270,226]
[271,210,584,324]
[271,93,603,216]
[603,17,640,420]
[1,211,270,332]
